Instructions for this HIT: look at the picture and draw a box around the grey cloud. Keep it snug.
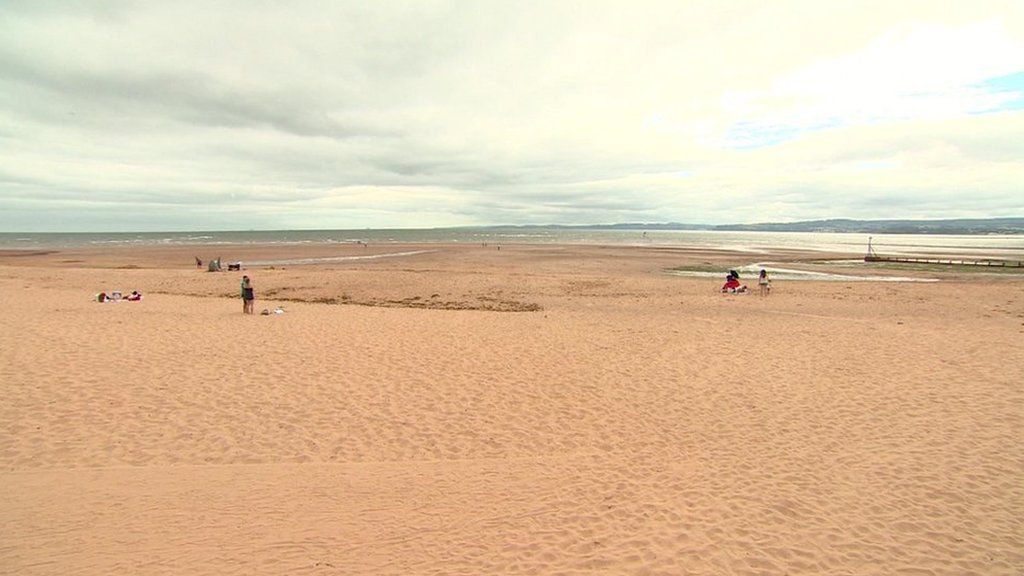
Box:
[1,1,1021,231]
[0,54,389,140]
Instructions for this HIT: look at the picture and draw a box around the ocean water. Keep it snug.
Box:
[1,228,1022,260]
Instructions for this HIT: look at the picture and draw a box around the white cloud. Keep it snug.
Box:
[712,19,1024,147]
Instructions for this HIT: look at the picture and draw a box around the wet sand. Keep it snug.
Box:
[1,243,1022,575]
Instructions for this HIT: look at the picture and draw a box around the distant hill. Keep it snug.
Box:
[481,218,1024,234]
[712,218,1024,234]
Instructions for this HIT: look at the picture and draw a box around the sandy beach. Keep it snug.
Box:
[1,243,1021,575]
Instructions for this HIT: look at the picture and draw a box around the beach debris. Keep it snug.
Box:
[96,290,142,302]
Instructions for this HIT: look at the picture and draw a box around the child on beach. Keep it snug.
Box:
[241,275,254,314]
[758,269,771,296]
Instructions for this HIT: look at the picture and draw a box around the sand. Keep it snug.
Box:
[1,243,1022,575]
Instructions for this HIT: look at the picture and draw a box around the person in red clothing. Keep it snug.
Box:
[721,272,747,293]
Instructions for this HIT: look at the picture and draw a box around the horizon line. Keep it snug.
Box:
[3,216,1024,235]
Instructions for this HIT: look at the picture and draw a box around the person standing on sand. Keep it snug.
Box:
[195,256,202,269]
[241,275,255,314]
[758,269,771,296]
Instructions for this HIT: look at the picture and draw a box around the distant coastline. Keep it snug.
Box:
[484,217,1024,235]
[4,217,1023,237]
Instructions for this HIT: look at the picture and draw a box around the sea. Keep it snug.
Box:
[1,228,1022,261]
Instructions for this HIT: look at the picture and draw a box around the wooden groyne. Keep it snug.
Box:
[864,255,1023,267]
[863,237,1022,267]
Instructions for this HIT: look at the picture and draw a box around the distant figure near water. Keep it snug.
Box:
[195,256,202,269]
[241,275,254,314]
[758,269,771,296]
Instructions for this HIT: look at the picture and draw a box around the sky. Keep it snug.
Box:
[1,0,1023,232]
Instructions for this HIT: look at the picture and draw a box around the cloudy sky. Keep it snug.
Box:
[1,1,1022,231]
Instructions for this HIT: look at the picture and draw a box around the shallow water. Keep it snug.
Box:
[1,228,1022,260]
[668,263,940,283]
[244,250,436,266]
